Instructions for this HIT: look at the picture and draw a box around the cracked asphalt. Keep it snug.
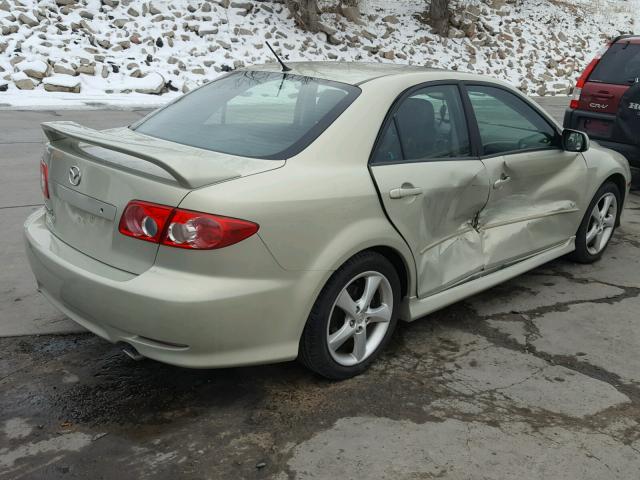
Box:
[2,98,640,479]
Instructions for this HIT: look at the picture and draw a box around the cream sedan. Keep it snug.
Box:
[25,62,631,379]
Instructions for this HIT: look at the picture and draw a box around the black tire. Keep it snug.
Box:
[569,181,621,264]
[299,251,401,380]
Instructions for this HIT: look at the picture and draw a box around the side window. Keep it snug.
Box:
[466,85,559,155]
[371,85,470,164]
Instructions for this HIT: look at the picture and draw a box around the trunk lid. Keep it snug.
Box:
[42,122,284,274]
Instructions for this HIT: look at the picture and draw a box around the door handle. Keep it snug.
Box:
[493,174,511,189]
[389,187,423,199]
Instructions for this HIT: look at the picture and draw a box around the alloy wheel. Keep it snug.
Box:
[326,271,394,367]
[586,192,617,256]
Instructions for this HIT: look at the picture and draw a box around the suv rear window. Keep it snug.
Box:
[589,42,640,85]
[133,71,360,159]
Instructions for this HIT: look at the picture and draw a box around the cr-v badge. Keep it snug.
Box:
[68,166,81,186]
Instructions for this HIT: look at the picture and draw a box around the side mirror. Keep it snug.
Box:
[562,129,589,152]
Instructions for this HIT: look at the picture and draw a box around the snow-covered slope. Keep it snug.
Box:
[0,0,636,108]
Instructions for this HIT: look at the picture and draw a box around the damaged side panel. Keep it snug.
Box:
[370,160,490,298]
[478,151,587,268]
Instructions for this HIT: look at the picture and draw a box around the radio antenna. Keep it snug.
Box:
[265,41,291,72]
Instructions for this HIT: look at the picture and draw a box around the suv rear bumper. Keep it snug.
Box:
[24,208,325,369]
[564,108,640,171]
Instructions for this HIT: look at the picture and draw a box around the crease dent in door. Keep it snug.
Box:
[477,151,585,269]
[417,163,490,296]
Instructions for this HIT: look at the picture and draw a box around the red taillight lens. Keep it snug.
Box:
[118,200,259,250]
[118,200,173,243]
[40,160,49,199]
[571,43,610,109]
[163,210,259,250]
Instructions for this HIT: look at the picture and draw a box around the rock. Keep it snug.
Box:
[79,10,94,19]
[127,7,139,17]
[360,29,376,42]
[230,1,252,12]
[201,2,211,12]
[382,15,399,24]
[217,40,231,49]
[12,72,35,90]
[114,18,128,28]
[19,60,48,79]
[130,34,141,44]
[448,27,466,39]
[2,25,19,35]
[43,74,81,93]
[10,56,25,67]
[461,19,476,38]
[101,65,109,78]
[0,83,8,92]
[55,0,76,5]
[149,2,161,15]
[76,64,95,75]
[0,0,10,12]
[130,69,142,78]
[0,42,6,54]
[558,31,568,42]
[382,50,395,60]
[18,12,39,27]
[234,27,252,36]
[155,37,163,47]
[134,72,165,94]
[340,5,363,25]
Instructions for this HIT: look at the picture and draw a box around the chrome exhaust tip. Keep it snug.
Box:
[120,343,144,361]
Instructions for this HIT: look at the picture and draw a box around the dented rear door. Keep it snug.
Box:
[371,161,490,297]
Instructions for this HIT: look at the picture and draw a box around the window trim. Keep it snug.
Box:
[460,81,563,159]
[368,80,478,166]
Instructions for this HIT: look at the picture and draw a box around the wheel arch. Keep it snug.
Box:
[603,173,627,226]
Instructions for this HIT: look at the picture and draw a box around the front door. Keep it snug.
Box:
[370,84,490,297]
[464,84,588,268]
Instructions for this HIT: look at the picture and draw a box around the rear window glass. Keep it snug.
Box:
[133,71,360,159]
[589,42,640,85]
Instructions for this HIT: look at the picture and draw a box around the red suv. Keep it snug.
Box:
[564,35,640,176]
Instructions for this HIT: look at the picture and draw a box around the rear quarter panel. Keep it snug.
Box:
[177,75,443,296]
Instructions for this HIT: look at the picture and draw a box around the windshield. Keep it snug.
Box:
[589,42,640,85]
[133,71,360,159]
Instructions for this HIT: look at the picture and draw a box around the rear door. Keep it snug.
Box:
[464,84,587,268]
[577,40,640,142]
[369,83,490,297]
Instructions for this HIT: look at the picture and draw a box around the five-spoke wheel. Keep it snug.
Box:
[299,251,400,379]
[570,181,621,263]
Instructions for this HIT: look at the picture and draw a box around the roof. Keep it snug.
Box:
[245,61,442,85]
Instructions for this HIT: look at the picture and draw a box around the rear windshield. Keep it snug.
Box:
[589,42,640,85]
[133,71,360,159]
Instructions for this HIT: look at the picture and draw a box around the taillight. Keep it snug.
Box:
[40,160,49,199]
[570,43,610,109]
[118,200,259,250]
[118,200,173,243]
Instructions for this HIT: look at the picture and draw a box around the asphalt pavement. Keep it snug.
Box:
[2,97,640,479]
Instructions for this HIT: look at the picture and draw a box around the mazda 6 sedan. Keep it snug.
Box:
[25,62,631,379]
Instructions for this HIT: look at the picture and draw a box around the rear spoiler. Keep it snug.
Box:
[41,121,241,189]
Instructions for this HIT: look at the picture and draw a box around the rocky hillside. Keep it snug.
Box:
[0,0,636,106]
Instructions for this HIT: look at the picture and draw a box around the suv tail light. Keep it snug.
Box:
[570,43,611,109]
[118,200,259,250]
[40,160,50,199]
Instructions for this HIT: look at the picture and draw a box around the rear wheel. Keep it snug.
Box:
[299,251,400,380]
[569,181,620,263]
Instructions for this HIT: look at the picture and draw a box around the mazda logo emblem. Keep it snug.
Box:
[68,166,81,186]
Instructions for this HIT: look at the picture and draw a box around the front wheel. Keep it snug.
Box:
[299,251,401,380]
[569,181,621,263]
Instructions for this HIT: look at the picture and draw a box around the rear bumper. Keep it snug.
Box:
[24,208,326,368]
[564,108,640,171]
